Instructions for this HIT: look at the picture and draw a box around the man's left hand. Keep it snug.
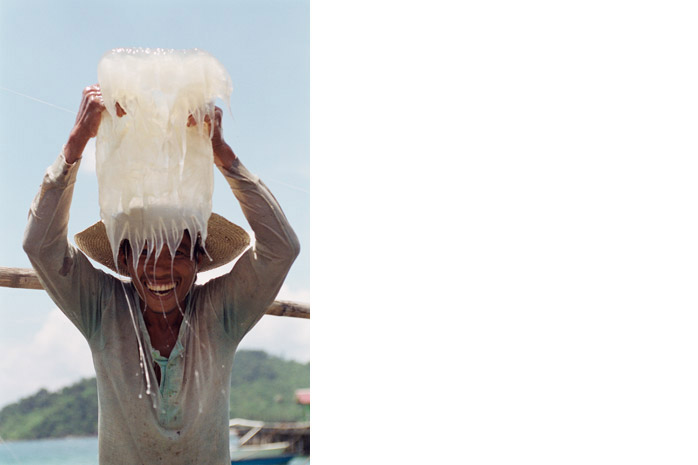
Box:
[187,106,236,168]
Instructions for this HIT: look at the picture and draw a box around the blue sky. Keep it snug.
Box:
[0,0,309,407]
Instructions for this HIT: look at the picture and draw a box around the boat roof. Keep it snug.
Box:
[294,388,310,405]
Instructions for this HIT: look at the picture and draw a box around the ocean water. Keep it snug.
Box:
[0,437,97,465]
[0,436,310,465]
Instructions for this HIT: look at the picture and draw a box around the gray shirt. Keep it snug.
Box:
[23,152,300,465]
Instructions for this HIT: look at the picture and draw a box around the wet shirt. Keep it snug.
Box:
[23,152,300,465]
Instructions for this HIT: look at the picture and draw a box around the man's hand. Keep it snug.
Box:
[187,106,237,169]
[64,85,126,164]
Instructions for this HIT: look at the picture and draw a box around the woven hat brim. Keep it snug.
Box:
[74,213,250,275]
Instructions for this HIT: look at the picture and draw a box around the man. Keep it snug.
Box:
[23,84,300,464]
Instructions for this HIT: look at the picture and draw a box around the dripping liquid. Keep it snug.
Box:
[120,235,215,416]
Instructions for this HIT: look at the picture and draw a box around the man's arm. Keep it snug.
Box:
[202,108,301,341]
[23,85,113,340]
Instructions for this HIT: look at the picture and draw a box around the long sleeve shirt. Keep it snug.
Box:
[23,151,300,465]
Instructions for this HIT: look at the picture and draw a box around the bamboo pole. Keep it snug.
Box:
[0,266,309,319]
[0,267,43,290]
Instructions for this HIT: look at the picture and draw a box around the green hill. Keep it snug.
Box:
[0,350,309,441]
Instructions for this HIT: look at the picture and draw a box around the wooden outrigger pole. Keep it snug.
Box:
[0,266,309,319]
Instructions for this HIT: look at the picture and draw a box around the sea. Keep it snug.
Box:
[0,436,310,465]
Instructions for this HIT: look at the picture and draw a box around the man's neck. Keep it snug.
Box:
[140,303,185,358]
[142,306,184,330]
[141,302,184,357]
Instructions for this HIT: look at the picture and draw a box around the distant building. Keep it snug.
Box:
[295,389,309,420]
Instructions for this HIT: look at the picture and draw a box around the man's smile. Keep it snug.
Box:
[120,231,203,313]
[146,281,177,295]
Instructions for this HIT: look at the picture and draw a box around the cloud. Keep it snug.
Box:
[276,285,310,304]
[239,283,310,362]
[0,308,94,408]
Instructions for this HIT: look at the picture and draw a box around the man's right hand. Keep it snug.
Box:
[64,85,125,164]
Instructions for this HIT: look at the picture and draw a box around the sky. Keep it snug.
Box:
[0,0,309,408]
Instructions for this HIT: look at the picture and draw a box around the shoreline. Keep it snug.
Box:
[1,434,98,443]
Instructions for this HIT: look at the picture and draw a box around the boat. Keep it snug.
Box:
[230,452,296,465]
[230,441,293,463]
[229,392,309,465]
[230,418,308,464]
[230,418,297,465]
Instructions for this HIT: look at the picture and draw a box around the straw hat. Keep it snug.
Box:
[74,213,250,275]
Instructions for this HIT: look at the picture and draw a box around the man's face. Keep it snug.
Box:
[123,233,202,314]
